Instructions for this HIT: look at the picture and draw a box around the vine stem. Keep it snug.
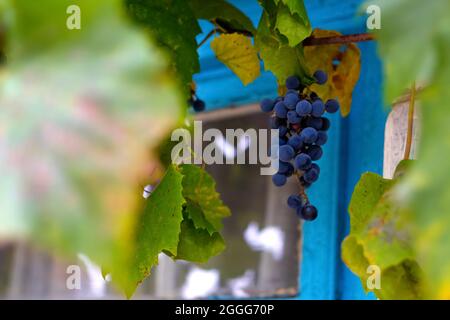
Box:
[403,81,416,160]
[197,29,218,48]
[303,33,375,46]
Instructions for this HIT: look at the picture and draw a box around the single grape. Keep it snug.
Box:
[316,131,328,145]
[272,173,287,187]
[287,195,303,209]
[309,92,319,101]
[320,117,331,131]
[306,145,323,161]
[279,137,287,146]
[296,100,312,116]
[311,163,320,174]
[260,98,275,112]
[278,161,293,174]
[304,167,319,183]
[287,110,301,124]
[286,76,301,90]
[279,144,295,162]
[299,176,312,189]
[284,93,299,109]
[279,126,288,137]
[274,101,288,118]
[193,99,205,112]
[288,134,303,150]
[325,99,340,113]
[311,99,325,117]
[301,127,318,144]
[270,117,285,129]
[313,70,328,85]
[299,205,318,221]
[306,117,323,130]
[294,153,312,170]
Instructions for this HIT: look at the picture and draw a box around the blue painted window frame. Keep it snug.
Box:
[194,0,388,300]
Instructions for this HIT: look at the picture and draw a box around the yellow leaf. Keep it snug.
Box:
[304,29,361,116]
[211,33,260,86]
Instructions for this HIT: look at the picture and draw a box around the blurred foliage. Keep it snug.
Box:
[304,29,361,117]
[0,0,231,298]
[343,0,450,299]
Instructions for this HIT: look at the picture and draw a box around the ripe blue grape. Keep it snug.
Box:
[301,127,318,144]
[193,99,205,112]
[299,205,318,221]
[278,161,293,174]
[311,163,320,174]
[325,99,340,113]
[287,110,301,124]
[287,195,302,209]
[296,100,312,116]
[313,70,328,85]
[260,98,275,112]
[286,76,301,90]
[279,126,288,137]
[304,167,319,183]
[316,131,328,145]
[294,153,312,170]
[288,134,303,150]
[306,117,323,130]
[274,101,288,118]
[284,93,299,109]
[272,173,287,187]
[279,144,295,162]
[311,99,325,117]
[306,145,323,161]
[320,117,331,131]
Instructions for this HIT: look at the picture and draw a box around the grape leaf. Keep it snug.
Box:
[125,0,201,94]
[342,166,424,299]
[184,200,216,235]
[370,0,450,298]
[180,164,231,232]
[255,12,314,85]
[176,218,225,263]
[304,29,361,116]
[122,165,185,297]
[274,1,311,47]
[188,0,256,34]
[210,33,260,86]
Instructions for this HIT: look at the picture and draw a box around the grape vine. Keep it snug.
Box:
[260,71,339,221]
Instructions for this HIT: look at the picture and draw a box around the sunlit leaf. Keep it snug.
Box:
[211,33,260,86]
[304,29,361,116]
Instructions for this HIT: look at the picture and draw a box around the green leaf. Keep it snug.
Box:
[122,165,185,297]
[255,12,313,85]
[125,0,202,93]
[188,0,256,34]
[342,169,424,299]
[184,200,216,235]
[210,33,260,86]
[176,218,225,263]
[0,0,185,297]
[304,29,361,117]
[274,1,311,47]
[180,164,231,232]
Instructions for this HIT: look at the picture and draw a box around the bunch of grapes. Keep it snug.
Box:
[260,70,340,221]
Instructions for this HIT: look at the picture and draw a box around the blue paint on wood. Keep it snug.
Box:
[195,0,387,300]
